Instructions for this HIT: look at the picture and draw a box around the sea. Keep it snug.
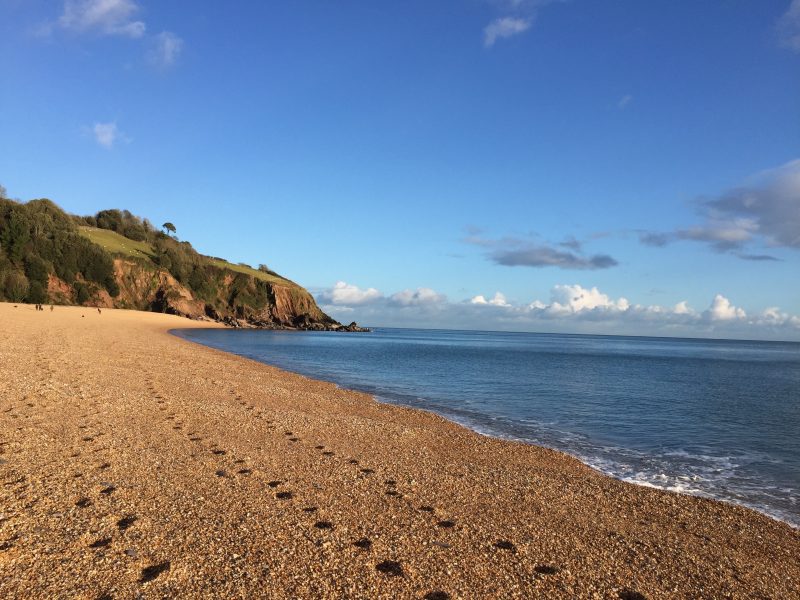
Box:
[173,327,800,528]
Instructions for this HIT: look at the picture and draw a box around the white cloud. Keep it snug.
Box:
[484,17,532,47]
[705,294,746,321]
[148,31,183,68]
[318,281,800,341]
[471,292,510,307]
[93,121,121,148]
[59,0,145,38]
[618,94,633,109]
[549,284,630,313]
[318,281,382,306]
[779,0,800,52]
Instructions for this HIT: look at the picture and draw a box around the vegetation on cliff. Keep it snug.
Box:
[0,194,346,329]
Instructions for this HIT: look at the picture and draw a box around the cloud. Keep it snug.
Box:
[93,121,122,148]
[47,1,184,72]
[148,31,183,68]
[389,288,447,306]
[737,253,781,262]
[705,294,745,321]
[471,292,510,307]
[467,234,618,270]
[618,95,633,109]
[640,158,800,257]
[492,245,618,269]
[778,0,800,52]
[484,17,532,47]
[318,281,800,340]
[59,0,145,38]
[318,281,382,306]
[547,284,630,313]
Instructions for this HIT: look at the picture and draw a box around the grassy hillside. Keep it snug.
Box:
[79,226,298,288]
[79,226,153,261]
[204,258,297,287]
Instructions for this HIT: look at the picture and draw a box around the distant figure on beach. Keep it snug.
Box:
[97,308,102,315]
[50,305,54,312]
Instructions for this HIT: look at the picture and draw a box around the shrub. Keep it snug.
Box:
[4,272,29,302]
[27,280,47,304]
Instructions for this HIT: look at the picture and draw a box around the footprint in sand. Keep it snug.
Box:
[375,560,404,577]
[237,468,252,475]
[268,480,282,488]
[534,565,559,575]
[275,491,293,500]
[99,485,116,495]
[424,593,451,600]
[353,538,372,550]
[494,540,516,551]
[117,516,137,531]
[140,561,170,583]
[618,591,646,600]
[89,537,112,548]
[437,520,456,528]
[75,497,92,508]
[419,506,435,513]
[313,521,333,530]
[212,449,226,455]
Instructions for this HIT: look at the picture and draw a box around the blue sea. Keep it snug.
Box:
[174,327,800,527]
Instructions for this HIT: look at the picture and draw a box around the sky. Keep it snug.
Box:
[1,0,799,340]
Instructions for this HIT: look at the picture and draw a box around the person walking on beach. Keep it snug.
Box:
[97,308,102,315]
[50,305,54,312]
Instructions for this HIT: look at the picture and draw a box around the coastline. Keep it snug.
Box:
[1,303,798,598]
[173,326,800,530]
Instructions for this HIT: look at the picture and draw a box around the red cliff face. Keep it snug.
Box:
[105,259,334,328]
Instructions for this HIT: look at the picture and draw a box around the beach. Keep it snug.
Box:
[0,303,798,599]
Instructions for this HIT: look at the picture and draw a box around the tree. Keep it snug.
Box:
[27,280,47,304]
[4,272,29,302]
[162,222,176,236]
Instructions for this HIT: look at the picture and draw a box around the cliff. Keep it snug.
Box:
[0,198,365,331]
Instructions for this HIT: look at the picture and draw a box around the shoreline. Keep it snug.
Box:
[2,303,798,598]
[173,326,800,531]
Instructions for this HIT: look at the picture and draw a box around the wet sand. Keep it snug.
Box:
[0,302,798,599]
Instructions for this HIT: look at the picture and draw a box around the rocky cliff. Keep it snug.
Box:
[1,199,366,331]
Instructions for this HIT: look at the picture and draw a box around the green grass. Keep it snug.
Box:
[205,257,297,287]
[79,226,298,287]
[78,226,154,260]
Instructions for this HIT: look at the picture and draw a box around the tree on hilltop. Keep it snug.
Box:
[162,222,176,236]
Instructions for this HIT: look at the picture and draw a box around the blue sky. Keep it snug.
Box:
[1,1,799,339]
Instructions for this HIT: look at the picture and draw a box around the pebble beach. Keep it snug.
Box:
[1,303,798,599]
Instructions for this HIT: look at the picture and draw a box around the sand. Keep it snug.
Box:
[0,302,797,599]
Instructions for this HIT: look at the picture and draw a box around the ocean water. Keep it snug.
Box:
[174,327,800,527]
